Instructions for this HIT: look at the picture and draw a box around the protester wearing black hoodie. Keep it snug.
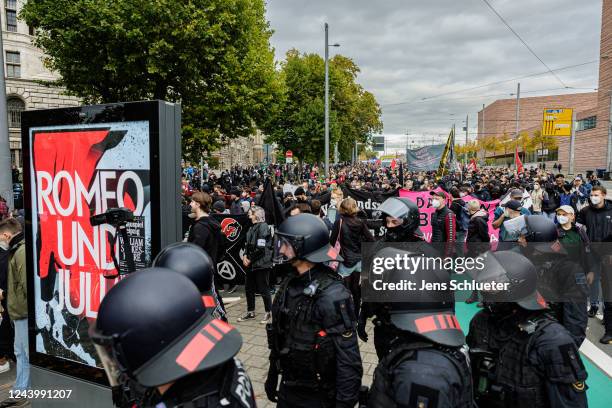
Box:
[187,192,223,268]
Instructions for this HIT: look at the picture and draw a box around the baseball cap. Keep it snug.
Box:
[430,190,447,199]
[555,205,575,215]
[510,188,523,198]
[504,200,523,211]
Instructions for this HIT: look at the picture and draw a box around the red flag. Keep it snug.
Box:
[391,159,397,170]
[515,147,524,174]
[467,158,478,172]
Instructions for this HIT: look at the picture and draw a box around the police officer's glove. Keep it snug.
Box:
[357,315,368,342]
[265,363,279,402]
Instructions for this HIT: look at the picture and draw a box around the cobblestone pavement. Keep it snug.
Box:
[226,289,376,408]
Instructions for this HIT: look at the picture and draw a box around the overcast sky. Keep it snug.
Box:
[266,0,602,152]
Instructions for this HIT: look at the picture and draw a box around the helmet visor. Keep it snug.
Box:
[93,343,122,387]
[377,198,408,219]
[273,234,301,265]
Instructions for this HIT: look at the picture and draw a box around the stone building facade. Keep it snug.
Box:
[2,0,80,170]
[214,130,275,169]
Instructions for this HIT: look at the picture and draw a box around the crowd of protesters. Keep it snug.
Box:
[178,160,612,345]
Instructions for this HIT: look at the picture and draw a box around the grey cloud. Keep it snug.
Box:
[266,0,602,137]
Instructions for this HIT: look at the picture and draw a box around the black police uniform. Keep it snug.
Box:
[365,247,474,408]
[466,250,588,408]
[519,216,589,347]
[145,358,255,408]
[90,268,253,408]
[359,197,433,360]
[368,338,473,408]
[268,264,363,408]
[468,308,588,408]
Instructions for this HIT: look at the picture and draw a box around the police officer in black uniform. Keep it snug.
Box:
[90,268,255,408]
[154,242,227,321]
[467,250,588,408]
[516,215,589,347]
[359,197,436,359]
[265,213,363,408]
[366,247,474,408]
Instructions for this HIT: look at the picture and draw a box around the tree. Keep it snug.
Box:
[21,0,283,161]
[529,130,558,167]
[265,50,382,163]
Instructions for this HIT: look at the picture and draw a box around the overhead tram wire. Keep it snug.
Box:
[380,60,598,108]
[481,0,568,88]
[382,86,597,109]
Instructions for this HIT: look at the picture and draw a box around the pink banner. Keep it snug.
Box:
[398,189,500,242]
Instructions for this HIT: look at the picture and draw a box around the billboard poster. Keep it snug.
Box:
[28,121,151,369]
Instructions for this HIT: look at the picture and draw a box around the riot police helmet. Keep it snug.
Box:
[273,213,343,264]
[153,242,218,311]
[377,197,420,238]
[373,247,465,347]
[89,268,242,388]
[475,250,547,311]
[523,215,562,254]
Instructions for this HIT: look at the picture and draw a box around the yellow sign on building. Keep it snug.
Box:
[542,108,573,137]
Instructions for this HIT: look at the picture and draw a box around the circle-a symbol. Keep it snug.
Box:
[217,261,236,281]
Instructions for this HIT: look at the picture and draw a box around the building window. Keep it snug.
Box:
[5,51,20,78]
[7,97,24,128]
[576,116,596,131]
[5,0,17,32]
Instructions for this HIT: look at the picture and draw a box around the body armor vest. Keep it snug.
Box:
[470,314,555,408]
[272,271,338,393]
[368,340,473,408]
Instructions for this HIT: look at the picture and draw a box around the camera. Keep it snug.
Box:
[90,208,134,227]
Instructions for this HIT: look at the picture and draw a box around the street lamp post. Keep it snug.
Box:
[324,23,339,178]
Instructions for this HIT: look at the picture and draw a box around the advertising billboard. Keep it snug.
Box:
[22,101,182,385]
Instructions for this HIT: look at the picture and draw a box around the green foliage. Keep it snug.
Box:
[21,0,282,161]
[264,50,382,163]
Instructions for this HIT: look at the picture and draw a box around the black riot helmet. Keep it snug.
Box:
[153,242,218,311]
[523,215,562,254]
[89,268,242,388]
[375,247,464,347]
[474,251,547,311]
[377,197,420,241]
[273,213,343,264]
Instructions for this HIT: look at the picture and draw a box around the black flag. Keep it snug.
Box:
[258,178,285,226]
[399,162,404,187]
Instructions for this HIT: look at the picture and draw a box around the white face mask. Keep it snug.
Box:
[591,196,602,205]
[557,215,570,225]
[432,199,441,209]
[0,240,8,251]
[534,185,540,190]
[459,192,467,198]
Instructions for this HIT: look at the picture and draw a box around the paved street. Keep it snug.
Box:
[226,289,377,408]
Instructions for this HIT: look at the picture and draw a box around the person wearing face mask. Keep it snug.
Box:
[430,190,456,244]
[577,185,612,344]
[530,181,549,215]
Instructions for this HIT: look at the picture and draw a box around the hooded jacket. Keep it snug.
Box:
[188,216,223,266]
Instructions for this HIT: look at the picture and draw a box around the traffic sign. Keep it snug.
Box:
[285,150,293,163]
[542,108,573,137]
